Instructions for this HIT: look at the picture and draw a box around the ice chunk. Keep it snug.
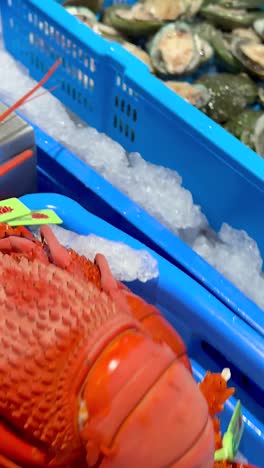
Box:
[49,225,159,283]
[193,224,264,310]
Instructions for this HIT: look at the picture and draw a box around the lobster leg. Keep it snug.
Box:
[0,237,36,253]
[0,236,49,264]
[0,422,80,467]
[0,455,22,468]
[40,228,191,371]
[40,226,71,268]
[0,421,46,467]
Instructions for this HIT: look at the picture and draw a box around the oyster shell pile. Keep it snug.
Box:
[62,0,264,158]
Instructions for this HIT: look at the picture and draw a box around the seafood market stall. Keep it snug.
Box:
[0,1,263,465]
[2,0,264,338]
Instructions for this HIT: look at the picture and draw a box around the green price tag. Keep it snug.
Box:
[8,209,63,226]
[215,401,244,462]
[0,198,30,223]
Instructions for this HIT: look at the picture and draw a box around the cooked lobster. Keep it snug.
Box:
[0,223,213,467]
[0,224,258,468]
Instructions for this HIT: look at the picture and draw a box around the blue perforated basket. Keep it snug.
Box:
[21,191,264,466]
[1,0,264,338]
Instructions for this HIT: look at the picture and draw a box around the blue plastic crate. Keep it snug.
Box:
[33,115,264,341]
[20,191,264,466]
[1,0,264,337]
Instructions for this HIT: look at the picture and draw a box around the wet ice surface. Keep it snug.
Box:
[1,22,264,309]
[49,225,159,283]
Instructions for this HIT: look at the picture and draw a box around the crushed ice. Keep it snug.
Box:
[1,18,264,308]
[194,224,264,310]
[49,225,159,283]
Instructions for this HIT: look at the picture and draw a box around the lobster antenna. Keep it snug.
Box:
[0,58,61,124]
[22,84,59,104]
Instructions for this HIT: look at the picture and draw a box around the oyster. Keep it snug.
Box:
[212,30,243,71]
[62,0,103,14]
[216,0,264,8]
[259,87,264,107]
[224,109,264,151]
[254,114,264,157]
[149,22,213,76]
[232,27,262,43]
[122,42,154,71]
[102,4,163,38]
[92,23,125,43]
[231,37,264,79]
[200,5,264,31]
[211,28,260,72]
[165,81,211,108]
[185,0,204,17]
[214,32,243,71]
[142,0,189,21]
[253,18,264,39]
[193,23,242,71]
[195,35,214,65]
[64,5,97,27]
[196,72,258,123]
